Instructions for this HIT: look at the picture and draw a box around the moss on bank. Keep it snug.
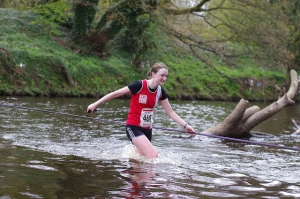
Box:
[0,8,292,102]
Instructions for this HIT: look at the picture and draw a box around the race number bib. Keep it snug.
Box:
[140,108,154,128]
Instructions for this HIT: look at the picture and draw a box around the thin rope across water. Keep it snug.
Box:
[1,103,300,152]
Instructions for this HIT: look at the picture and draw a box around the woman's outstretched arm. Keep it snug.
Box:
[160,99,195,133]
[87,86,131,113]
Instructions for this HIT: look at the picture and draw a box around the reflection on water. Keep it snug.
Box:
[120,162,158,198]
[0,96,300,198]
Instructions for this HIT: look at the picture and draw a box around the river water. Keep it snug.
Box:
[0,96,300,198]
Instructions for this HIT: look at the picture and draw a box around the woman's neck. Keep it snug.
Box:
[147,79,158,89]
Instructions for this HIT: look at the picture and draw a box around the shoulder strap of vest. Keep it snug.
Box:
[155,86,161,106]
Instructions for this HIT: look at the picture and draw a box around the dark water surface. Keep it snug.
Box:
[0,96,300,198]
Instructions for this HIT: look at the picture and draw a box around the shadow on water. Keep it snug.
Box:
[54,156,127,198]
[0,144,174,198]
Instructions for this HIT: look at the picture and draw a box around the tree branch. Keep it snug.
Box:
[161,0,225,15]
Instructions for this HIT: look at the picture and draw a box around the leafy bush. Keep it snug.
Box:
[32,1,72,36]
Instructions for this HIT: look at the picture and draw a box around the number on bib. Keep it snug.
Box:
[140,108,154,128]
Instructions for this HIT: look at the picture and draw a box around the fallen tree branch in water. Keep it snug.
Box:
[205,69,299,138]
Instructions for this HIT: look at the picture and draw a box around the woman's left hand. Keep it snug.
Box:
[186,125,196,136]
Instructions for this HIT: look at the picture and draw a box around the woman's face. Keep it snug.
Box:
[153,68,168,85]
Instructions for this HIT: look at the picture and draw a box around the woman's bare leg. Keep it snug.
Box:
[132,135,158,158]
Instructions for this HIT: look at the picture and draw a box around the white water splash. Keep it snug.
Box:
[120,144,180,165]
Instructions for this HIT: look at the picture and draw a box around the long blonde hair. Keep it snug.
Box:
[147,62,168,79]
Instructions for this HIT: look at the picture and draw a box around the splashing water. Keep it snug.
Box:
[121,144,180,165]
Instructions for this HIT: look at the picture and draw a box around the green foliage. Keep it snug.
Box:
[114,14,157,66]
[283,0,300,69]
[31,0,72,36]
[71,0,99,41]
[0,8,40,35]
[0,8,289,101]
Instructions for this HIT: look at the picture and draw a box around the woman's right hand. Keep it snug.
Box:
[87,103,97,114]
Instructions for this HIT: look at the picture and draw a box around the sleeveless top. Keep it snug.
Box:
[126,79,161,129]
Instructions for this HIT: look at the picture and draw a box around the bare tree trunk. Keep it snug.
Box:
[205,69,299,138]
[96,0,158,40]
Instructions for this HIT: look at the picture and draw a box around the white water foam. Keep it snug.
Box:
[120,144,180,165]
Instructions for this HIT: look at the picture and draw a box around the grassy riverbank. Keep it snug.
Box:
[0,8,291,102]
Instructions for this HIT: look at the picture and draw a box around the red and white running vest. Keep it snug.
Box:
[126,79,161,129]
